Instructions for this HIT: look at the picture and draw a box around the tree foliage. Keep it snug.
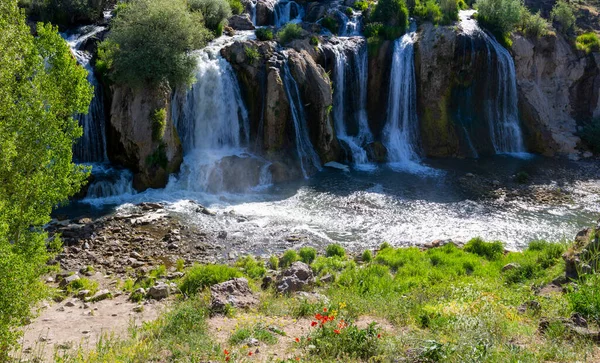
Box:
[19,0,109,27]
[0,0,92,356]
[371,0,409,31]
[188,0,232,31]
[475,0,523,36]
[99,0,212,88]
[551,0,576,34]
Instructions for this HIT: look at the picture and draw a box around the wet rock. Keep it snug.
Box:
[365,142,387,163]
[210,278,259,312]
[148,283,170,300]
[276,262,315,294]
[228,14,255,30]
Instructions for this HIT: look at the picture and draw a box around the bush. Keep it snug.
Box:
[362,250,373,263]
[227,0,243,15]
[364,22,383,38]
[269,255,280,270]
[244,46,260,64]
[277,23,303,44]
[256,27,274,41]
[146,143,168,168]
[464,237,504,260]
[310,35,320,45]
[519,10,549,38]
[476,0,523,37]
[280,250,300,269]
[568,274,600,324]
[576,33,600,54]
[101,0,212,88]
[179,264,242,295]
[371,0,409,31]
[414,0,442,24]
[23,0,108,27]
[235,255,266,279]
[299,247,317,264]
[503,261,542,283]
[354,0,369,11]
[439,0,459,24]
[326,244,346,258]
[189,0,232,31]
[580,118,600,153]
[151,108,167,142]
[322,16,339,34]
[551,0,575,34]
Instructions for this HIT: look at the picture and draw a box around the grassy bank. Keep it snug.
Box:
[53,235,600,362]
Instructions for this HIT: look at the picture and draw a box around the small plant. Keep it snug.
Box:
[519,10,549,38]
[277,23,303,44]
[146,143,168,169]
[576,33,600,54]
[354,0,369,11]
[515,171,530,184]
[244,46,260,65]
[321,16,339,34]
[364,22,383,38]
[129,289,145,303]
[464,237,504,260]
[229,323,277,345]
[227,0,244,14]
[179,264,242,295]
[551,0,575,34]
[567,274,600,324]
[379,242,392,250]
[150,265,167,279]
[326,244,346,258]
[235,255,266,279]
[504,261,542,284]
[122,278,135,292]
[299,247,317,264]
[151,108,167,142]
[67,277,99,296]
[362,250,373,263]
[345,7,354,17]
[256,27,274,41]
[414,0,442,24]
[176,258,185,272]
[310,35,320,46]
[280,250,300,269]
[268,255,279,270]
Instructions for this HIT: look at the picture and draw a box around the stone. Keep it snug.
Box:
[85,289,112,302]
[502,263,521,272]
[147,283,170,300]
[64,300,76,307]
[276,262,315,294]
[324,161,350,171]
[76,290,90,299]
[210,278,259,312]
[583,151,593,158]
[319,274,334,283]
[465,173,475,178]
[59,274,80,287]
[245,338,260,346]
[133,305,144,313]
[571,313,588,328]
[167,272,184,280]
[227,14,255,30]
[261,275,273,290]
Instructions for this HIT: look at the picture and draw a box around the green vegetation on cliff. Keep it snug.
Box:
[19,0,109,27]
[0,0,92,357]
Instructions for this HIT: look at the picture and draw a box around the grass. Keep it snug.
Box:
[52,237,600,362]
[277,23,303,44]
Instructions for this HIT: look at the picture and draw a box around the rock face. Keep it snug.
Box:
[367,40,394,138]
[228,14,255,30]
[108,85,183,191]
[564,224,600,279]
[276,261,315,294]
[512,33,600,156]
[210,278,259,312]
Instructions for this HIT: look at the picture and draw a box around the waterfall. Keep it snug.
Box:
[250,0,257,25]
[274,0,304,27]
[281,57,322,178]
[326,39,374,170]
[169,34,273,193]
[62,25,108,163]
[85,167,135,199]
[382,25,427,172]
[458,10,527,156]
[334,9,362,36]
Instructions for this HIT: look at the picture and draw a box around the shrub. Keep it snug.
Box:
[379,242,392,250]
[235,255,266,279]
[364,22,383,38]
[476,0,523,37]
[312,256,356,276]
[179,264,242,295]
[576,33,600,54]
[322,16,339,34]
[256,27,274,41]
[580,118,600,153]
[146,143,168,169]
[503,261,542,283]
[354,0,369,11]
[23,0,108,27]
[326,244,346,258]
[280,250,300,269]
[464,237,504,260]
[346,6,354,17]
[362,250,373,263]
[189,0,232,31]
[244,46,260,64]
[371,0,409,31]
[101,0,212,88]
[439,0,459,24]
[310,35,320,45]
[277,23,303,44]
[568,274,600,324]
[413,0,443,24]
[67,277,98,296]
[299,247,317,264]
[519,10,549,38]
[268,255,280,270]
[551,0,575,34]
[227,0,243,15]
[514,171,530,183]
[151,108,167,142]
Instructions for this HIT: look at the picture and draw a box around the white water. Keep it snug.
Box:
[281,57,322,178]
[169,33,272,193]
[335,9,362,36]
[62,26,108,163]
[326,39,375,170]
[274,0,304,27]
[382,25,432,173]
[85,165,136,202]
[459,10,528,157]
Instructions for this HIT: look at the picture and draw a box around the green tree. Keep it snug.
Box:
[0,0,92,356]
[551,0,576,34]
[371,0,409,30]
[476,0,523,36]
[100,0,212,88]
[188,0,232,32]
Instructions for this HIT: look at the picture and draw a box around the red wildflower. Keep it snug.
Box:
[315,313,323,320]
[329,315,335,321]
[248,351,253,356]
[295,358,300,361]
[307,337,312,341]
[225,357,230,362]
[323,307,328,312]
[377,334,381,339]
[224,349,230,355]
[295,337,300,343]
[311,321,318,327]
[334,329,341,334]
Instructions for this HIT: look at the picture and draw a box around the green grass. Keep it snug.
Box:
[280,250,300,269]
[179,264,242,295]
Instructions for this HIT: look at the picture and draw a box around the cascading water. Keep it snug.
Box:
[325,39,374,170]
[62,25,108,163]
[334,9,362,36]
[281,56,322,178]
[169,33,272,193]
[458,10,527,156]
[382,24,428,172]
[250,0,257,25]
[274,0,304,27]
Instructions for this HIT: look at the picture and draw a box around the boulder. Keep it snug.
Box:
[228,14,255,30]
[59,274,80,287]
[85,289,112,302]
[564,224,600,280]
[502,262,521,272]
[210,278,259,312]
[147,283,170,300]
[276,261,315,294]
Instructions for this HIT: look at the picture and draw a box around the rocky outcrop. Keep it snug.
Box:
[367,39,394,138]
[228,14,255,30]
[276,261,315,294]
[512,33,600,156]
[107,85,183,191]
[210,278,259,312]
